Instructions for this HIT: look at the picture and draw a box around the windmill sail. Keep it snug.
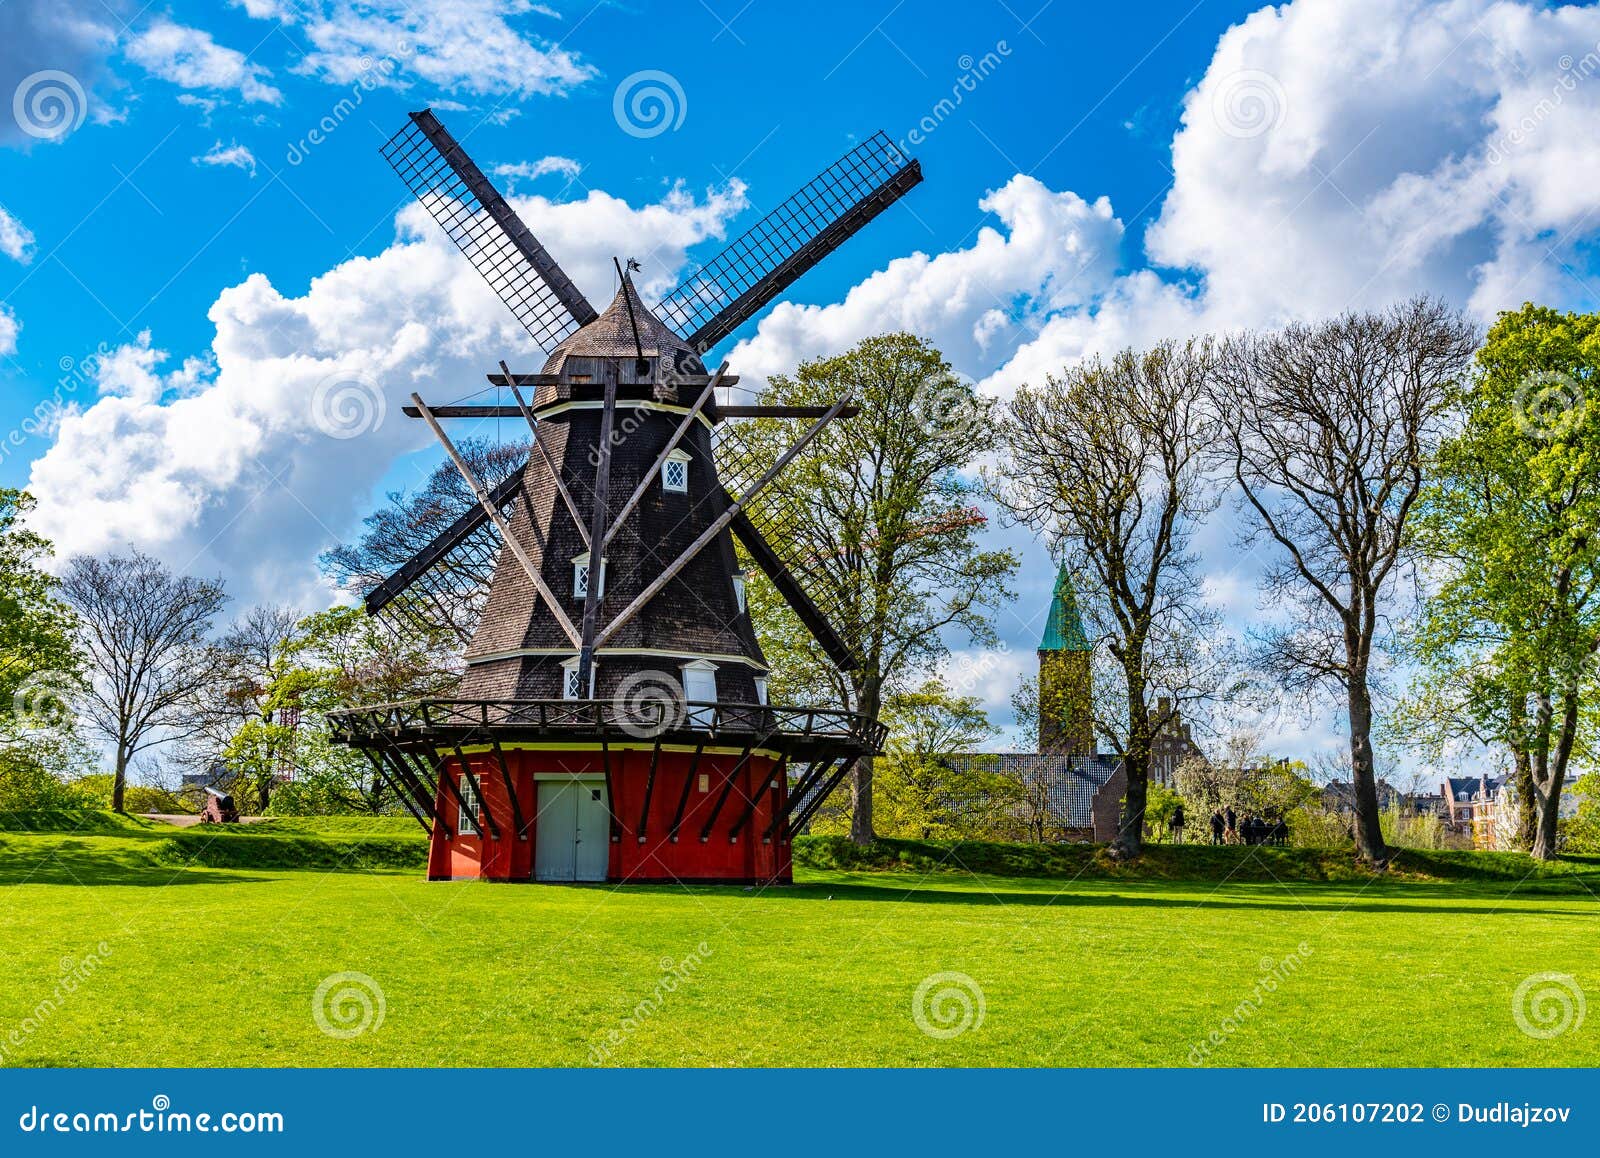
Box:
[652,132,922,354]
[382,109,598,350]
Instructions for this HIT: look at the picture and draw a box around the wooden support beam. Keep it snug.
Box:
[411,393,582,647]
[594,393,854,649]
[668,744,703,843]
[729,756,784,842]
[726,500,861,672]
[700,742,758,843]
[601,364,725,552]
[489,737,528,840]
[637,739,663,842]
[788,757,857,836]
[577,370,617,690]
[383,741,449,835]
[765,756,833,842]
[362,751,431,835]
[438,746,497,840]
[504,360,591,552]
[599,728,620,842]
[404,749,454,841]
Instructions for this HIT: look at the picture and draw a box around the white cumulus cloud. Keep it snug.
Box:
[0,204,34,263]
[238,0,593,98]
[124,19,283,104]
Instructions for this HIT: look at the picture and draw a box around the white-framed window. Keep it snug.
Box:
[731,571,746,613]
[753,676,768,705]
[458,775,480,835]
[662,448,691,494]
[572,553,606,600]
[681,660,717,726]
[561,657,595,700]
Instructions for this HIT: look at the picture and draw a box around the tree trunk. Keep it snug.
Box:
[112,743,129,813]
[849,676,882,845]
[1347,678,1388,864]
[1118,755,1148,856]
[849,755,875,845]
[1531,791,1562,860]
[1511,744,1537,851]
[1115,664,1150,856]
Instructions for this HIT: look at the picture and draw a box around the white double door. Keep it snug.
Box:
[534,778,610,882]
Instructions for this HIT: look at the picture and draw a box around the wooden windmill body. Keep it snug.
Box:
[329,110,921,884]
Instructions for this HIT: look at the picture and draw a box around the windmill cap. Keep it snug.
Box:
[541,276,702,375]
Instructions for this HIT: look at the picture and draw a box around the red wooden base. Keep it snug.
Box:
[425,745,793,884]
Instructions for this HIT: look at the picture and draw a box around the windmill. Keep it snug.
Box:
[328,109,921,884]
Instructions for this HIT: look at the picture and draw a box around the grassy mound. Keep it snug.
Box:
[153,829,427,871]
[0,809,159,834]
[792,834,1600,889]
[253,815,426,835]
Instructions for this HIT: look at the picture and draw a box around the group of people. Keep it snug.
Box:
[1163,805,1289,846]
[1206,807,1287,846]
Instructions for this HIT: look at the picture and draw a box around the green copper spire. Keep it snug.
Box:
[1039,565,1091,652]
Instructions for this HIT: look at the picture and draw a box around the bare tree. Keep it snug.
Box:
[1213,297,1477,863]
[321,436,526,644]
[61,551,228,811]
[992,339,1225,855]
[180,604,304,806]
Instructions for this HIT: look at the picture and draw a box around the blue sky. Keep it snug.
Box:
[4,0,1600,766]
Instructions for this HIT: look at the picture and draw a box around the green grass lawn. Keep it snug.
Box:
[1,820,1596,1067]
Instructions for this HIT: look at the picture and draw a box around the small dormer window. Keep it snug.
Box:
[681,660,717,725]
[662,449,690,494]
[561,657,594,700]
[732,572,746,613]
[753,676,768,705]
[572,553,606,600]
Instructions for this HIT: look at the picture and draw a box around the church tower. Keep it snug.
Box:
[1038,565,1094,756]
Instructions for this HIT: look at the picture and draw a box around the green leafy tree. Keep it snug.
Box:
[224,606,460,814]
[872,679,1016,839]
[0,490,82,749]
[1407,303,1600,858]
[725,334,1017,844]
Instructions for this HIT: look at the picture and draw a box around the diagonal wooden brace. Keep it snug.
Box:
[411,392,581,647]
[594,392,854,649]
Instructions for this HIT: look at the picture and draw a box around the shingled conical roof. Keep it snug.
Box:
[1040,564,1091,652]
[541,275,700,375]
